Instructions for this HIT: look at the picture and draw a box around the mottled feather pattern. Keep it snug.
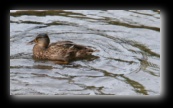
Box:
[30,34,99,63]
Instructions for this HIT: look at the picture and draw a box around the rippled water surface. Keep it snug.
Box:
[10,10,160,95]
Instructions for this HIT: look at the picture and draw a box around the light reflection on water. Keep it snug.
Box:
[10,10,160,95]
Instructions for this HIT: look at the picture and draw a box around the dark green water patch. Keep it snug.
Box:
[10,65,53,70]
[10,10,104,21]
[10,20,43,24]
[10,10,85,17]
[89,67,124,77]
[144,70,159,77]
[10,20,72,26]
[108,20,160,32]
[106,57,135,64]
[132,43,160,58]
[31,73,70,80]
[127,10,157,17]
[121,75,148,95]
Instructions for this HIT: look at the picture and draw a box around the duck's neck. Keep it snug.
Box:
[33,44,47,59]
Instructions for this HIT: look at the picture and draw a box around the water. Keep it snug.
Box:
[10,10,160,95]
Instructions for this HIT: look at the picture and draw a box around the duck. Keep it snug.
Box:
[28,33,99,64]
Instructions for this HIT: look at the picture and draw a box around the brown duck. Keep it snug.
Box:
[28,33,99,64]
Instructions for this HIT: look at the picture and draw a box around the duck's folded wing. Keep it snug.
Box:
[49,41,73,48]
[49,41,73,46]
[49,41,88,50]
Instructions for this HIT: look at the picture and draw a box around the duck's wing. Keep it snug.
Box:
[49,41,73,46]
[49,41,89,50]
[49,41,72,48]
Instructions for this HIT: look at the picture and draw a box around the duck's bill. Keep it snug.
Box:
[27,40,35,45]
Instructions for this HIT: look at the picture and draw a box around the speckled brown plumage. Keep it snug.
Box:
[28,33,99,64]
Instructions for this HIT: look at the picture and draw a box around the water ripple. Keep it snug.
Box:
[10,10,160,95]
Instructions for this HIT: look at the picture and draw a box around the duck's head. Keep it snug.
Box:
[28,33,50,48]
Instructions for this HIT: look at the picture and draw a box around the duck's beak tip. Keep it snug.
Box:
[27,40,35,45]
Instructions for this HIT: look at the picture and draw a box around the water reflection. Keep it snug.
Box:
[10,10,160,95]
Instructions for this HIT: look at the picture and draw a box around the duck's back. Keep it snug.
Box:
[49,41,90,50]
[46,41,95,61]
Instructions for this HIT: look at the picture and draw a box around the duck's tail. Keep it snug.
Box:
[85,48,99,56]
[86,46,99,52]
[93,49,100,52]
